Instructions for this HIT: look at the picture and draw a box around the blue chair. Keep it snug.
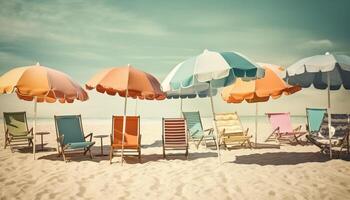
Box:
[182,111,216,149]
[54,115,95,161]
[306,108,327,136]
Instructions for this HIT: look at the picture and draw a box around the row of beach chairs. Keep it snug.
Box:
[3,108,349,162]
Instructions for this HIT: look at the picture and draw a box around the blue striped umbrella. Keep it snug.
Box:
[285,52,350,158]
[162,49,264,160]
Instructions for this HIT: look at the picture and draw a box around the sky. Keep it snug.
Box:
[0,0,349,118]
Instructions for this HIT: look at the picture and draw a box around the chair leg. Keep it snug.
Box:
[61,149,67,162]
[138,148,141,163]
[196,136,204,149]
[109,147,113,164]
[162,147,166,159]
[185,147,189,159]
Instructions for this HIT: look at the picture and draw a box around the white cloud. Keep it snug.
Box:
[299,39,333,49]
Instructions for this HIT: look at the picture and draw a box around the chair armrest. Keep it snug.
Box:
[204,128,214,135]
[28,128,33,135]
[293,125,302,132]
[85,133,93,142]
[244,128,249,135]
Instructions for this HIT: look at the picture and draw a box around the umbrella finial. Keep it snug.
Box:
[36,62,40,66]
[325,52,330,56]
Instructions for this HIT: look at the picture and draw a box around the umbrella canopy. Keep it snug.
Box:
[0,63,88,159]
[285,52,350,159]
[222,63,301,103]
[286,53,350,90]
[86,65,165,165]
[0,63,88,103]
[162,49,265,160]
[86,65,165,100]
[221,63,301,146]
[162,49,265,98]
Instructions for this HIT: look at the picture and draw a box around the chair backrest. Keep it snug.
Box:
[214,112,244,135]
[266,112,293,133]
[306,108,327,135]
[3,112,29,136]
[182,111,204,137]
[55,115,85,145]
[162,118,187,146]
[319,114,349,138]
[112,116,140,145]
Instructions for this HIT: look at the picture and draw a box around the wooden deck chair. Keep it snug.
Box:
[306,108,327,137]
[162,118,188,158]
[214,112,252,149]
[182,111,216,149]
[265,112,306,145]
[306,114,349,157]
[109,116,141,164]
[3,112,33,152]
[54,115,95,162]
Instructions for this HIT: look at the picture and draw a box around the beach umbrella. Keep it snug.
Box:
[0,63,89,159]
[86,65,165,164]
[285,52,350,158]
[221,63,301,146]
[162,49,265,160]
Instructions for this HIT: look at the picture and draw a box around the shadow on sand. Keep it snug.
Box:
[231,151,350,166]
[38,145,218,164]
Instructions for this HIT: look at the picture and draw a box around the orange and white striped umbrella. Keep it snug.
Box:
[0,63,88,103]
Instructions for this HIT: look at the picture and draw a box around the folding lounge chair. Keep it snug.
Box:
[3,112,33,152]
[306,108,327,136]
[214,112,252,149]
[182,111,216,149]
[162,118,188,158]
[265,112,306,145]
[109,116,141,164]
[306,114,349,157]
[54,115,95,162]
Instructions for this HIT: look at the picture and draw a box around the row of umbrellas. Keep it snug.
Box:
[0,50,349,161]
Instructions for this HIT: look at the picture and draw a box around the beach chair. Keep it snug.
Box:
[265,112,306,145]
[109,116,141,163]
[182,111,216,149]
[214,112,252,149]
[306,114,349,157]
[54,115,95,162]
[306,108,327,136]
[162,118,188,158]
[3,112,33,152]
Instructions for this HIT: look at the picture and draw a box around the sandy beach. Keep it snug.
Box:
[1,117,349,200]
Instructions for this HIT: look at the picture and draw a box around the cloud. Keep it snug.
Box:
[299,39,333,49]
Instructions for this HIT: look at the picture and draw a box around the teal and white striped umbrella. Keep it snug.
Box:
[162,49,264,98]
[162,49,264,161]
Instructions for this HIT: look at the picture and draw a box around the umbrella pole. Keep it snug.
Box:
[134,98,138,116]
[180,98,183,117]
[121,90,128,165]
[327,72,332,159]
[255,103,258,148]
[209,83,221,162]
[33,97,37,160]
[179,88,183,117]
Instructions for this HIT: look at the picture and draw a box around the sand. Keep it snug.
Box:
[1,118,350,200]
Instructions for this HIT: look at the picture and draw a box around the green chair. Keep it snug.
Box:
[54,115,95,162]
[306,108,327,136]
[182,111,216,149]
[3,112,33,152]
